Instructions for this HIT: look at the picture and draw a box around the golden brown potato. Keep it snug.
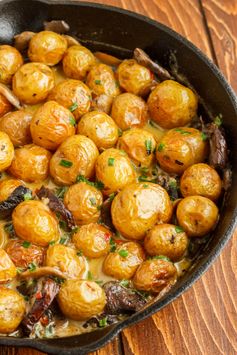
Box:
[133,259,177,293]
[148,80,198,129]
[72,223,112,258]
[86,63,120,97]
[0,45,23,84]
[156,127,208,175]
[95,148,136,195]
[0,179,22,202]
[12,63,55,104]
[12,200,60,246]
[0,132,14,172]
[45,244,87,279]
[8,144,51,182]
[111,182,172,240]
[64,182,103,225]
[111,93,148,130]
[180,163,222,201]
[144,224,188,262]
[103,241,145,280]
[117,128,156,167]
[77,111,119,150]
[50,135,99,185]
[91,94,113,114]
[57,279,106,320]
[117,59,153,96]
[177,195,219,237]
[0,93,12,118]
[0,248,17,282]
[0,287,25,333]
[5,240,45,269]
[48,79,92,121]
[28,31,67,66]
[0,110,32,147]
[30,101,76,150]
[63,45,96,80]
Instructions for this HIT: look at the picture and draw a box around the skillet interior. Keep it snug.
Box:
[0,0,237,354]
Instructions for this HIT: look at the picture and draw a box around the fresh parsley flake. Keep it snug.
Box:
[120,279,129,287]
[59,159,73,168]
[59,236,68,244]
[98,317,107,327]
[28,262,37,272]
[22,241,31,248]
[69,116,76,126]
[214,114,223,127]
[24,192,32,201]
[49,241,56,246]
[201,132,208,141]
[109,237,116,252]
[152,255,171,262]
[118,249,128,257]
[69,102,78,112]
[108,192,115,202]
[55,186,68,199]
[157,143,165,152]
[108,157,115,166]
[175,226,184,233]
[174,128,191,135]
[145,139,152,155]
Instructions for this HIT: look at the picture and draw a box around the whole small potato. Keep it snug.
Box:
[0,45,23,84]
[144,224,188,262]
[0,110,32,147]
[180,163,222,201]
[5,240,45,269]
[86,63,120,97]
[28,31,67,66]
[148,80,198,129]
[156,127,208,175]
[0,132,14,172]
[0,179,22,202]
[117,128,156,167]
[0,248,17,282]
[103,241,145,280]
[8,144,51,182]
[13,62,55,104]
[111,182,172,240]
[77,111,119,150]
[48,79,92,121]
[0,93,12,118]
[111,93,148,130]
[133,259,177,293]
[176,195,219,237]
[12,200,60,246]
[95,148,136,195]
[63,45,96,80]
[73,223,112,258]
[0,287,25,333]
[64,182,103,225]
[45,244,87,279]
[50,135,99,185]
[117,59,153,96]
[30,101,76,150]
[58,280,106,320]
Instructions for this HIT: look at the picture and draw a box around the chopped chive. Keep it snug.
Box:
[94,180,104,190]
[214,114,223,127]
[169,180,177,188]
[69,102,78,112]
[89,197,97,206]
[108,157,115,166]
[77,250,83,256]
[55,186,68,199]
[109,237,116,252]
[140,166,149,175]
[98,317,107,327]
[95,80,101,85]
[118,249,128,257]
[59,220,67,230]
[49,241,56,246]
[120,279,129,287]
[175,226,184,233]
[24,192,32,201]
[28,262,37,272]
[108,192,115,202]
[87,271,93,280]
[174,128,191,135]
[22,241,31,248]
[145,139,152,155]
[201,132,208,141]
[59,159,73,168]
[76,175,104,190]
[157,143,165,152]
[59,236,68,244]
[118,128,123,137]
[152,255,171,262]
[95,280,103,285]
[143,184,149,188]
[69,116,76,126]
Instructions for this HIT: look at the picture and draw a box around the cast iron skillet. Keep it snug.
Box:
[0,0,237,353]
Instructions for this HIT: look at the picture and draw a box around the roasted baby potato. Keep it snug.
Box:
[50,135,99,185]
[86,63,120,97]
[12,200,60,246]
[0,179,22,202]
[0,248,17,282]
[5,240,45,269]
[12,62,55,104]
[0,93,12,118]
[8,144,51,182]
[0,45,23,84]
[57,279,106,320]
[176,195,219,237]
[0,132,14,172]
[111,182,172,240]
[63,45,96,80]
[30,101,76,150]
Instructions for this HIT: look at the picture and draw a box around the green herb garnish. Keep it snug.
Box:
[98,317,108,327]
[175,226,184,233]
[59,236,68,244]
[95,280,103,286]
[69,116,76,126]
[118,128,123,137]
[24,192,32,201]
[108,192,115,202]
[69,102,78,112]
[145,139,152,155]
[109,237,116,252]
[76,175,104,190]
[143,184,149,188]
[77,250,83,256]
[49,241,56,246]
[28,262,37,272]
[214,114,223,127]
[120,279,129,287]
[157,143,165,152]
[174,128,191,135]
[55,186,68,199]
[89,197,97,206]
[108,157,115,166]
[152,255,171,262]
[87,271,93,280]
[95,80,101,85]
[118,249,128,257]
[201,132,208,141]
[22,241,31,248]
[59,159,73,168]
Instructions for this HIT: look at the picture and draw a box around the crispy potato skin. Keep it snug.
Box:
[103,241,145,280]
[117,128,156,167]
[48,79,92,121]
[111,93,148,130]
[64,182,103,225]
[0,179,22,202]
[12,200,60,246]
[63,45,96,80]
[180,163,222,201]
[86,63,120,97]
[117,59,153,96]
[0,45,23,84]
[133,259,177,293]
[72,223,111,258]
[12,63,55,104]
[148,80,198,129]
[0,248,17,282]
[57,280,106,320]
[77,111,119,150]
[8,144,51,182]
[28,31,67,66]
[5,240,45,269]
[0,287,25,333]
[144,224,188,262]
[0,93,12,118]
[156,127,208,175]
[111,182,172,240]
[30,101,75,150]
[95,148,136,195]
[0,132,14,172]
[0,110,32,147]
[50,135,99,185]
[176,196,219,237]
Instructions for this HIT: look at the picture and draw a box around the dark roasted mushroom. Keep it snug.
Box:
[0,185,31,219]
[156,173,179,201]
[18,267,67,280]
[206,123,228,170]
[14,31,35,52]
[99,197,116,232]
[43,20,70,33]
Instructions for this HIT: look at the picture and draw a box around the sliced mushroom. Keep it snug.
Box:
[0,83,22,109]
[14,31,35,52]
[206,123,228,170]
[43,20,70,34]
[63,34,80,47]
[100,197,115,232]
[18,267,67,280]
[0,185,31,219]
[94,52,122,67]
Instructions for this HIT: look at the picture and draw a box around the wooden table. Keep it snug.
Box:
[1,0,237,354]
